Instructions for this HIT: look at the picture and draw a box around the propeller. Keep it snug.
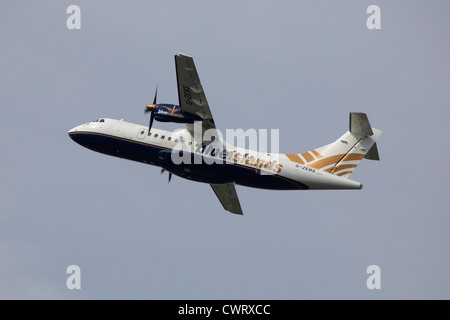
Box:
[161,168,172,183]
[145,87,158,134]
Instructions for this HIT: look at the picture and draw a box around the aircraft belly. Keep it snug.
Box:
[156,149,307,189]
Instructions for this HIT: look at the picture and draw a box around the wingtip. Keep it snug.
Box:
[176,52,192,58]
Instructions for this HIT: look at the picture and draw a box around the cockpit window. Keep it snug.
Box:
[99,119,105,122]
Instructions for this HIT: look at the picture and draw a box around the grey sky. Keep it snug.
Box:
[1,1,449,299]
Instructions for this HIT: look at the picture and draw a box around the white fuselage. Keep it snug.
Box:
[68,118,362,190]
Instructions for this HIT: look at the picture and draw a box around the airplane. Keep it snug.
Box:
[68,53,382,215]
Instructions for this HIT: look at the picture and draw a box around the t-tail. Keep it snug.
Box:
[285,112,382,178]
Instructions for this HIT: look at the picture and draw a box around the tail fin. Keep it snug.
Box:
[285,112,382,178]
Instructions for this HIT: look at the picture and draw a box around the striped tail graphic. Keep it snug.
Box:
[285,112,382,178]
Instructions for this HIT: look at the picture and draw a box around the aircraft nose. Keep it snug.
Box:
[68,125,83,142]
[68,127,77,134]
[68,125,81,136]
[68,129,76,144]
[68,123,86,134]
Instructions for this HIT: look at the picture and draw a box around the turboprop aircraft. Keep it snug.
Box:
[68,53,382,215]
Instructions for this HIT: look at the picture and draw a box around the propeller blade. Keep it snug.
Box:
[148,111,155,132]
[160,168,172,182]
[146,86,158,132]
[153,86,158,105]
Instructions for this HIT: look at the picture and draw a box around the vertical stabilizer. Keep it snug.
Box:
[284,112,382,178]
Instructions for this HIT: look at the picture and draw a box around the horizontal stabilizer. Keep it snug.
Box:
[350,112,374,136]
[364,142,380,160]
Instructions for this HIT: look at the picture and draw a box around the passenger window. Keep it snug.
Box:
[188,141,192,145]
[174,139,178,142]
[168,137,172,141]
[161,135,165,139]
[154,134,158,138]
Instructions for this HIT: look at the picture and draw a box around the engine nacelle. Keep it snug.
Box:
[147,103,202,124]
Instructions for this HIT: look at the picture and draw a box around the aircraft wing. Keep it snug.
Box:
[210,183,243,215]
[175,53,217,140]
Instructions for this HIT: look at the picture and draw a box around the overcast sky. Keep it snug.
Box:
[1,1,449,299]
